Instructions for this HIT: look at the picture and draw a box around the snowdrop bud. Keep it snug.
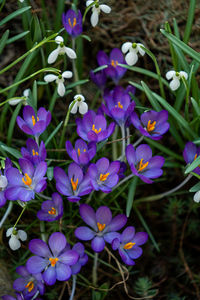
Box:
[6,227,27,251]
[8,89,30,106]
[70,94,88,115]
[194,191,200,203]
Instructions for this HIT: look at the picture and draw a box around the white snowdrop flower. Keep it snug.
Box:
[121,42,145,66]
[48,36,77,64]
[6,227,27,251]
[193,191,200,203]
[8,89,30,106]
[70,94,88,115]
[19,0,24,2]
[166,70,188,91]
[44,71,73,97]
[86,0,111,27]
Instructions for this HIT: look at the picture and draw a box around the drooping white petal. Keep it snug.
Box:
[62,71,73,79]
[64,47,77,59]
[137,43,145,56]
[100,4,111,13]
[74,94,85,101]
[44,74,58,82]
[9,236,21,251]
[91,9,99,27]
[86,0,94,7]
[194,191,200,203]
[166,70,175,80]
[8,98,23,106]
[79,102,88,115]
[125,52,138,66]
[179,71,188,80]
[55,36,64,44]
[57,82,65,97]
[0,175,8,189]
[6,227,14,237]
[48,48,60,64]
[121,42,132,54]
[169,78,180,91]
[23,89,30,97]
[18,230,27,241]
[70,102,78,114]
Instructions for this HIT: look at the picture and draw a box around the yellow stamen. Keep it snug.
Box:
[194,153,200,167]
[22,173,32,187]
[99,173,110,181]
[48,207,56,215]
[84,149,86,152]
[68,17,77,28]
[78,148,81,156]
[49,257,59,267]
[25,281,34,293]
[147,120,156,132]
[117,101,123,109]
[138,158,149,172]
[32,149,39,156]
[71,177,78,191]
[92,124,101,134]
[32,116,39,126]
[97,222,106,232]
[123,242,136,250]
[111,60,118,68]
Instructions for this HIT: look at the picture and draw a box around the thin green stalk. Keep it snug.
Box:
[120,125,126,161]
[40,221,46,242]
[112,125,118,160]
[92,252,98,287]
[0,201,13,229]
[112,174,134,192]
[69,275,77,300]
[133,136,144,147]
[72,39,81,94]
[12,204,27,233]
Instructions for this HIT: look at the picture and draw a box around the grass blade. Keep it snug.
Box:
[183,0,196,44]
[0,30,9,55]
[126,177,138,217]
[45,121,63,147]
[0,6,31,26]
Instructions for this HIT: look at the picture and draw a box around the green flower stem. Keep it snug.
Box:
[69,275,77,300]
[0,96,26,107]
[92,252,98,287]
[182,76,190,121]
[12,203,27,233]
[0,32,59,76]
[36,192,52,200]
[82,1,97,23]
[112,174,134,192]
[140,46,166,100]
[133,136,144,147]
[0,67,60,95]
[120,125,126,161]
[40,221,46,242]
[0,201,13,229]
[72,39,81,94]
[135,173,193,204]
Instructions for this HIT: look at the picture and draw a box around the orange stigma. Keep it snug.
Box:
[77,148,86,156]
[68,18,77,28]
[99,173,109,181]
[111,60,118,68]
[123,242,136,250]
[32,116,39,126]
[97,222,106,232]
[49,257,59,267]
[25,281,34,292]
[138,159,149,172]
[92,124,101,134]
[71,177,78,191]
[48,207,56,215]
[147,120,156,132]
[32,149,39,156]
[115,101,123,109]
[22,173,32,187]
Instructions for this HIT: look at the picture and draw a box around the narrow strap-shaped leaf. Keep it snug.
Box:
[6,31,30,44]
[126,177,138,217]
[183,0,196,44]
[185,155,200,174]
[0,6,31,26]
[0,144,21,159]
[141,81,162,111]
[45,121,63,147]
[0,30,9,55]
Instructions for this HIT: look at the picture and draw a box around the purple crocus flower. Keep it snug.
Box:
[183,142,200,175]
[5,159,47,202]
[131,110,170,140]
[102,86,136,127]
[21,138,46,166]
[26,232,79,286]
[17,106,51,137]
[54,163,92,202]
[62,9,82,38]
[37,193,63,222]
[75,204,127,252]
[90,69,107,90]
[13,265,44,299]
[112,226,148,266]
[2,293,24,300]
[88,158,120,193]
[76,110,115,143]
[97,48,126,84]
[65,242,88,275]
[0,158,12,207]
[118,161,127,179]
[126,144,165,184]
[65,139,96,166]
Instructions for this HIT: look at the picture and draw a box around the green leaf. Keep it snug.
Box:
[45,121,63,147]
[7,103,22,145]
[0,144,21,159]
[47,167,54,181]
[80,34,91,42]
[66,79,89,90]
[126,177,138,217]
[141,81,162,111]
[185,156,200,174]
[183,0,196,44]
[6,31,30,44]
[189,182,200,192]
[92,65,108,73]
[0,6,31,26]
[0,30,9,55]
[160,29,200,63]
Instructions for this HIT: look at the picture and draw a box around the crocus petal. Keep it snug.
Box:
[26,256,48,273]
[104,232,121,244]
[132,232,148,245]
[91,236,105,252]
[48,48,59,64]
[96,206,112,225]
[48,232,67,256]
[44,74,57,82]
[128,246,143,259]
[79,204,97,229]
[56,263,72,281]
[43,266,56,285]
[121,226,135,243]
[108,214,127,231]
[75,226,95,240]
[29,239,51,257]
[58,250,79,265]
[119,249,135,266]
